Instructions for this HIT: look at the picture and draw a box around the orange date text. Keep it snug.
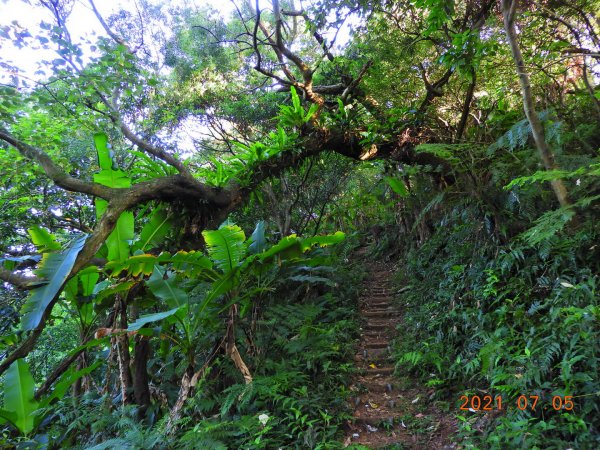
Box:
[459,395,574,412]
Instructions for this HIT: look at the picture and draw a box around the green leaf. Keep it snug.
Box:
[128,307,182,331]
[288,275,336,286]
[40,361,102,408]
[0,409,18,428]
[94,133,112,170]
[94,281,135,303]
[21,234,87,331]
[302,231,345,251]
[171,251,213,277]
[146,265,188,307]
[252,235,303,266]
[79,266,99,296]
[291,86,301,113]
[106,254,160,277]
[27,226,60,252]
[304,103,319,123]
[137,206,172,251]
[384,176,409,197]
[203,269,237,305]
[202,224,246,273]
[521,207,575,245]
[107,211,134,262]
[3,359,39,435]
[93,169,131,190]
[95,198,133,263]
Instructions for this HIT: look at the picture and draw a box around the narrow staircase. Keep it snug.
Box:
[345,262,404,448]
[344,260,456,449]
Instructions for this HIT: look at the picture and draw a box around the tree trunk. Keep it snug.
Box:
[115,295,134,405]
[133,336,151,416]
[456,71,476,141]
[502,0,570,207]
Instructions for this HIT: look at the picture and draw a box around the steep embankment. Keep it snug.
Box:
[345,259,456,449]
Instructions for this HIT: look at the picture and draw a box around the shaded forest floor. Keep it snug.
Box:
[344,254,457,449]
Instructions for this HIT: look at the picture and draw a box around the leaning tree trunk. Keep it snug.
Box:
[502,0,570,207]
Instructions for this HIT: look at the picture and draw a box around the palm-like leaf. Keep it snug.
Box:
[202,224,246,274]
[3,359,38,435]
[21,234,87,331]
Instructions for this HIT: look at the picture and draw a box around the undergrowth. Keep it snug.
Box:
[26,241,365,449]
[391,196,600,449]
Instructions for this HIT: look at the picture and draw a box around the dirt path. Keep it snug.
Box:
[344,260,456,449]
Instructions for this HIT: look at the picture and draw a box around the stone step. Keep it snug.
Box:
[359,380,395,393]
[361,306,392,312]
[364,309,395,315]
[364,310,397,319]
[363,366,394,376]
[363,341,390,349]
[362,334,392,342]
[362,301,393,307]
[356,347,391,360]
[361,322,389,330]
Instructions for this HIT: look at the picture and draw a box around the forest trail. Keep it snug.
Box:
[344,257,456,449]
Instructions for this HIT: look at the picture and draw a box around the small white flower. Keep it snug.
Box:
[258,414,269,426]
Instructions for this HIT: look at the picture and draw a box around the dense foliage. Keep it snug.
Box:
[0,0,598,448]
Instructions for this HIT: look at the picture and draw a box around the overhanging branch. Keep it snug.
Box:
[0,129,117,199]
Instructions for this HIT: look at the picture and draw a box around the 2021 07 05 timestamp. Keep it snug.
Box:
[459,394,575,412]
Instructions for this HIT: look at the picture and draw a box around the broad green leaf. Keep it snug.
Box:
[79,266,99,296]
[64,266,98,301]
[288,275,336,286]
[197,269,239,320]
[21,234,87,331]
[128,307,182,331]
[3,359,38,435]
[93,159,133,263]
[78,302,95,327]
[203,224,246,273]
[302,231,345,251]
[94,280,135,303]
[93,169,130,190]
[94,132,112,170]
[106,254,158,277]
[108,211,134,262]
[137,207,173,251]
[0,409,18,428]
[95,199,133,263]
[256,235,303,263]
[171,251,212,276]
[146,265,188,307]
[27,226,60,252]
[384,176,409,197]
